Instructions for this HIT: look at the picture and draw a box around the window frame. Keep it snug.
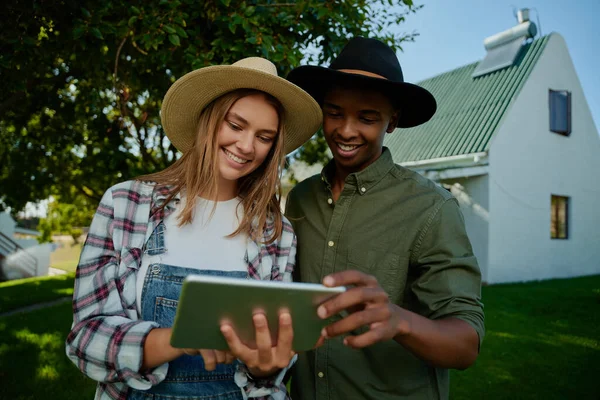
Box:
[550,194,569,240]
[549,89,572,136]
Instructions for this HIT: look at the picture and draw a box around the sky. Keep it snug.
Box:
[393,0,600,131]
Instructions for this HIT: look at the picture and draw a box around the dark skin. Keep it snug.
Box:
[316,86,480,370]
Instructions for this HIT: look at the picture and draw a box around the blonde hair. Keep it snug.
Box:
[139,89,286,243]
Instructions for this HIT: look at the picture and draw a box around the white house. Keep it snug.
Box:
[0,211,51,280]
[384,12,600,284]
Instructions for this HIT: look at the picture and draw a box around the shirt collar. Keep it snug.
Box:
[321,147,395,195]
[150,183,181,222]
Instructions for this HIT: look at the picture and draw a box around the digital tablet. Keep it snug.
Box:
[170,275,346,351]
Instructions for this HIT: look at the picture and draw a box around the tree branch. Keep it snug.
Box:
[113,36,128,93]
[131,39,148,55]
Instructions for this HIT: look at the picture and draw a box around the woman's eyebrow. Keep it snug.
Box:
[227,112,248,125]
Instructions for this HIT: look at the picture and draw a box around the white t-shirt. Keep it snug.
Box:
[136,196,247,313]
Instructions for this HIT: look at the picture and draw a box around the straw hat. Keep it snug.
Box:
[160,57,322,155]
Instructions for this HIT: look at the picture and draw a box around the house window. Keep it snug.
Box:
[550,195,569,239]
[549,89,571,136]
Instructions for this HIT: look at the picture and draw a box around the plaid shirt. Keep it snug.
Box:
[66,180,297,400]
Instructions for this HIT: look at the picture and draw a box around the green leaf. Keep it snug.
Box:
[245,6,255,16]
[131,6,141,14]
[228,23,237,34]
[90,28,104,40]
[219,0,231,6]
[271,52,284,62]
[73,26,85,39]
[160,0,169,4]
[128,16,138,27]
[168,34,181,46]
[163,25,177,34]
[23,36,36,46]
[317,7,328,19]
[175,26,188,38]
[246,36,257,44]
[81,8,92,18]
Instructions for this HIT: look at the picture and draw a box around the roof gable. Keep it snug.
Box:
[385,34,551,163]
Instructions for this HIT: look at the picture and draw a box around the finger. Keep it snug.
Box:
[221,324,249,360]
[322,306,391,339]
[253,313,273,366]
[225,351,236,364]
[214,350,227,364]
[323,270,379,288]
[200,349,217,371]
[343,326,389,349]
[318,286,388,319]
[275,312,294,366]
[313,335,326,349]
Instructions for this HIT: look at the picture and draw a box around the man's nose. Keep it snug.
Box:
[337,119,357,139]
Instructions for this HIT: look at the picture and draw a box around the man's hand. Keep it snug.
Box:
[318,270,411,348]
[220,312,296,378]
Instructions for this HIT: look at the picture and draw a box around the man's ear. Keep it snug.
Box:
[386,110,401,133]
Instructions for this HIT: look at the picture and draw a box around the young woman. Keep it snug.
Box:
[65,57,322,400]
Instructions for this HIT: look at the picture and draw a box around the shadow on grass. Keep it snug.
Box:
[450,275,600,400]
[0,302,96,400]
[0,274,75,314]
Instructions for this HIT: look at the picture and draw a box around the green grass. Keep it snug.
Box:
[0,274,75,314]
[450,274,600,400]
[0,302,96,400]
[50,242,83,273]
[0,274,598,399]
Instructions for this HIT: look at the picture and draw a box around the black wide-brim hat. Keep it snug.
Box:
[287,37,437,128]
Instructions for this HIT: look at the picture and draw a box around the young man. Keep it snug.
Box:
[285,37,485,400]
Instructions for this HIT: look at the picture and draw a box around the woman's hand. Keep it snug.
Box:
[181,348,236,371]
[220,312,295,378]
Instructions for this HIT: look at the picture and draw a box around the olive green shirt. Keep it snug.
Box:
[285,148,484,400]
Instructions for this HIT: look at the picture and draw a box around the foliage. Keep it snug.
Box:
[38,196,94,243]
[1,0,421,212]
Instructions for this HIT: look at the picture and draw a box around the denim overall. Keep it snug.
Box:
[129,222,247,400]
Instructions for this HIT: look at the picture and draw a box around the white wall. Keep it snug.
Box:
[443,175,490,282]
[0,212,16,237]
[488,33,600,283]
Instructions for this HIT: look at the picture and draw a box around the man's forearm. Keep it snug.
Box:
[393,307,479,370]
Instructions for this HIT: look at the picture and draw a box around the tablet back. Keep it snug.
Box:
[170,276,345,351]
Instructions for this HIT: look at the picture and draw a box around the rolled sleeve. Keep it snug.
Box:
[411,198,485,345]
[65,185,168,389]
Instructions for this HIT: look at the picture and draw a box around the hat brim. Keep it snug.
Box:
[287,66,436,128]
[161,65,322,154]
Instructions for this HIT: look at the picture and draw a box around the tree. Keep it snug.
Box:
[38,196,94,244]
[1,0,421,213]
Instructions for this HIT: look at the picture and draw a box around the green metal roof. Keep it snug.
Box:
[385,34,551,163]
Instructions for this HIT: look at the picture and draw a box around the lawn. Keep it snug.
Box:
[0,274,598,399]
[450,274,600,399]
[0,302,96,400]
[0,273,75,314]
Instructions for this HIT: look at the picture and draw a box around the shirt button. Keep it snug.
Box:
[328,241,334,247]
[327,198,333,204]
[361,187,366,193]
[318,371,324,378]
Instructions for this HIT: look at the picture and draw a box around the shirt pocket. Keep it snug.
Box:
[347,248,408,305]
